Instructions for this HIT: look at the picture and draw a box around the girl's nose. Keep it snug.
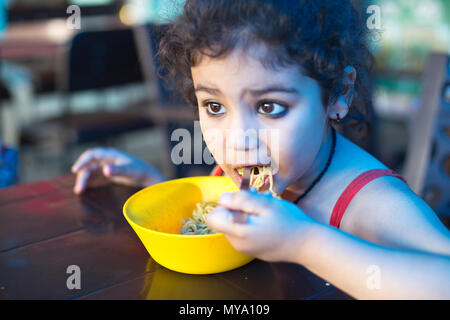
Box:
[226,112,260,151]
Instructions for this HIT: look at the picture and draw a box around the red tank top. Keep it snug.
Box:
[329,169,407,228]
[210,166,407,229]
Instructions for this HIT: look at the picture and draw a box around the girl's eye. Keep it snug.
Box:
[257,102,287,117]
[204,102,226,116]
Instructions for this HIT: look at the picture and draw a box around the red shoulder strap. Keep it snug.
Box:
[329,169,407,228]
[210,165,223,176]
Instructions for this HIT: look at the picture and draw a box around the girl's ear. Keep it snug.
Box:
[327,66,356,121]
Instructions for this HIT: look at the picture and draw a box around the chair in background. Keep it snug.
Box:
[403,53,449,223]
[0,80,10,100]
[132,23,216,179]
[0,77,10,131]
[20,27,154,167]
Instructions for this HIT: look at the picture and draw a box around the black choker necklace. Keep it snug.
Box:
[294,128,336,204]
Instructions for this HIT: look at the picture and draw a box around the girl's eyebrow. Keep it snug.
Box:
[194,85,222,95]
[194,85,299,96]
[248,86,300,96]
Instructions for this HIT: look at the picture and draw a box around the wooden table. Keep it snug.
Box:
[0,175,351,300]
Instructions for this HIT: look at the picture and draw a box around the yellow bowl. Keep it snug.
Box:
[123,176,254,274]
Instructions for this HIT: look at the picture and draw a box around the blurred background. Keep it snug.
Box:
[0,0,448,220]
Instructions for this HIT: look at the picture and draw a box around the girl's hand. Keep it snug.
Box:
[206,188,317,263]
[71,148,166,194]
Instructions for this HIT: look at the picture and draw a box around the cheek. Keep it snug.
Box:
[199,115,227,165]
[281,132,320,173]
[272,103,326,177]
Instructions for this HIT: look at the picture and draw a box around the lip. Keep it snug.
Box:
[233,168,243,184]
[231,163,271,170]
[233,167,274,190]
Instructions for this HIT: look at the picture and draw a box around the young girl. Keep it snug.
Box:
[71,0,450,299]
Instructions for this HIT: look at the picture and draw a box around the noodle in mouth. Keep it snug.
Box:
[237,165,277,197]
[179,166,277,235]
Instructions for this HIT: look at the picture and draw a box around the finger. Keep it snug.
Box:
[71,148,110,173]
[73,163,100,194]
[73,168,93,194]
[218,190,274,216]
[206,207,248,238]
[102,164,114,177]
[72,150,94,173]
[102,164,138,186]
[231,211,248,224]
[105,164,132,177]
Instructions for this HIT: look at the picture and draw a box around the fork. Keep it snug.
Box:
[232,166,252,223]
[240,166,252,191]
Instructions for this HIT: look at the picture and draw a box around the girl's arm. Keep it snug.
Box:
[296,223,450,299]
[338,176,450,257]
[206,190,450,300]
[297,176,450,299]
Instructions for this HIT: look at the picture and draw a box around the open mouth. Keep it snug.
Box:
[234,165,273,193]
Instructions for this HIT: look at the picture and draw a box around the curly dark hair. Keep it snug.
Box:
[157,0,375,140]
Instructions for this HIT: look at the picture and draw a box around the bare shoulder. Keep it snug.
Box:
[340,166,450,255]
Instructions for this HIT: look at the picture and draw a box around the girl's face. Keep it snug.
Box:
[191,45,330,195]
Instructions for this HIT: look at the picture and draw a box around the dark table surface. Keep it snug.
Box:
[0,175,352,300]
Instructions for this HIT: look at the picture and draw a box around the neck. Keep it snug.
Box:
[282,126,335,200]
